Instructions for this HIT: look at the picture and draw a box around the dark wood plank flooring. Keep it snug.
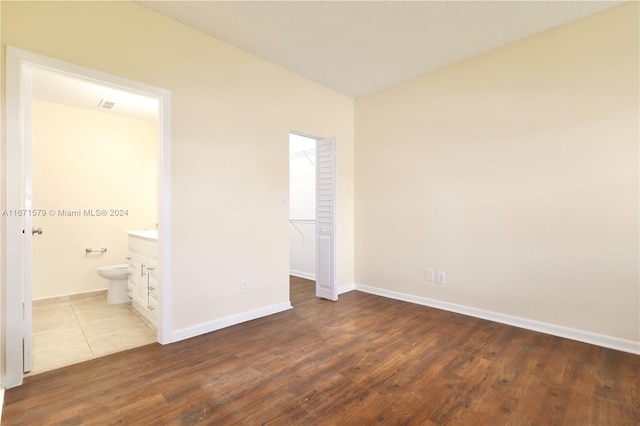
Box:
[3,276,639,425]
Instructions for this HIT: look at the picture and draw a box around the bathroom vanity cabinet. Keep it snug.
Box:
[127,231,159,329]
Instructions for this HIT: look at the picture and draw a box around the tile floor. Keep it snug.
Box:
[29,292,157,376]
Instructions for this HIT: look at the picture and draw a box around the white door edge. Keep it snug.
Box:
[22,67,34,373]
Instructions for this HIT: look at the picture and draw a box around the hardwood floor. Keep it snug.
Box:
[3,276,639,425]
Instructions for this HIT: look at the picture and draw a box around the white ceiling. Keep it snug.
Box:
[137,0,621,97]
[32,1,621,117]
[32,68,158,121]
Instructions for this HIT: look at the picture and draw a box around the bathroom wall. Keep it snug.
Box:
[289,134,316,279]
[31,99,158,300]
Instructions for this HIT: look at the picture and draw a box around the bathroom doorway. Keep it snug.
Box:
[29,68,158,375]
[4,47,172,387]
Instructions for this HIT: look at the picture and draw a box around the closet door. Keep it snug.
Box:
[315,137,337,301]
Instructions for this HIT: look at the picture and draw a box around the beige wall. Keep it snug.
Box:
[31,99,157,300]
[355,3,639,342]
[1,1,355,333]
[2,0,634,349]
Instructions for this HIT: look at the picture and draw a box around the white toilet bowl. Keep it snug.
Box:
[97,264,130,304]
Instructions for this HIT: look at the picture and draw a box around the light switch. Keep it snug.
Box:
[425,269,434,281]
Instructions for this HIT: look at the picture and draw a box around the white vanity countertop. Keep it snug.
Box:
[127,230,158,241]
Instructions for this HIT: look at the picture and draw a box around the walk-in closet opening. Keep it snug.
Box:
[289,133,317,298]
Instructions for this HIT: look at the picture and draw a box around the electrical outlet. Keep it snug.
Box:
[437,272,446,284]
[241,281,248,293]
[425,268,434,281]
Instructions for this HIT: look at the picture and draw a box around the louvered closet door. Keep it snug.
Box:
[316,137,337,301]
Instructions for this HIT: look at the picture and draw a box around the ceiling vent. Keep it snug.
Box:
[98,99,115,109]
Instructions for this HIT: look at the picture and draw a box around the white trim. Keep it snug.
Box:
[338,283,356,295]
[289,270,316,281]
[32,289,107,304]
[289,275,354,295]
[0,388,4,423]
[22,68,34,373]
[355,284,640,355]
[4,46,26,388]
[3,46,173,388]
[289,130,321,141]
[172,302,292,342]
[158,90,173,345]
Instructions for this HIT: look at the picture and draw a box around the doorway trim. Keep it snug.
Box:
[3,46,173,388]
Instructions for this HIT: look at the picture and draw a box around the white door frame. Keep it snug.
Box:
[3,46,173,388]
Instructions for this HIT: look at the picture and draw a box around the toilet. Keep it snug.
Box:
[97,264,130,304]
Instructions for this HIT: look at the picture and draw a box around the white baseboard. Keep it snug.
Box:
[33,289,107,305]
[0,387,4,423]
[289,270,354,296]
[355,284,640,355]
[338,283,356,295]
[171,301,292,343]
[290,270,316,280]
